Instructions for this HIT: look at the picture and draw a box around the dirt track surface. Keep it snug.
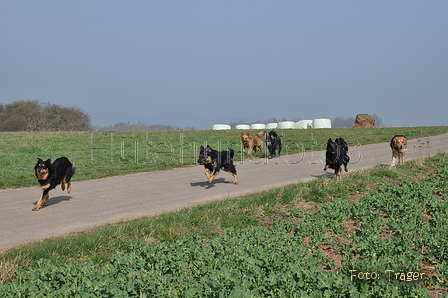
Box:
[1,133,448,252]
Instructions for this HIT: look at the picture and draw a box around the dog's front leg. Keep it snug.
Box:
[337,168,343,182]
[32,189,49,211]
[232,173,238,185]
[399,152,406,165]
[391,155,397,167]
[208,170,219,183]
[332,165,340,179]
[204,168,212,181]
[32,194,45,211]
[43,193,50,206]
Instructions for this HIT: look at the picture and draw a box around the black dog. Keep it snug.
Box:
[265,130,282,159]
[198,145,238,184]
[324,138,350,178]
[33,157,76,211]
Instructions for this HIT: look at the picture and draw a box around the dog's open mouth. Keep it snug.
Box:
[198,156,212,165]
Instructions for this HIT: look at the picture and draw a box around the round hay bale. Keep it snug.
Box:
[235,124,251,130]
[353,114,375,128]
[212,124,231,130]
[293,120,313,129]
[266,123,278,129]
[313,118,331,129]
[250,123,266,130]
[278,121,295,129]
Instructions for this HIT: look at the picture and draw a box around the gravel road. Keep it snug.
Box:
[1,133,447,252]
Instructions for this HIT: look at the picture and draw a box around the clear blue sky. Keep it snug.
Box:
[1,1,447,129]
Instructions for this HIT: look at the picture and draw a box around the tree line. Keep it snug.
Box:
[92,122,195,131]
[0,100,91,131]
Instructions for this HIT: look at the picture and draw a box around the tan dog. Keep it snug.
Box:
[241,130,266,154]
[390,135,407,166]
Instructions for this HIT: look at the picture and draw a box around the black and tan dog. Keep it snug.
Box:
[324,138,350,178]
[33,157,76,211]
[241,130,266,154]
[390,135,407,166]
[198,145,238,184]
[265,130,282,158]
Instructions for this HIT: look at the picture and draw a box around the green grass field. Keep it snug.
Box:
[1,126,447,189]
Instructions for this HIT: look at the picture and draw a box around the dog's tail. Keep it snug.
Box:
[228,148,235,159]
[256,130,266,138]
[70,162,77,176]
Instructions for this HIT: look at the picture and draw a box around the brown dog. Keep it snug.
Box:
[390,135,407,166]
[241,130,266,154]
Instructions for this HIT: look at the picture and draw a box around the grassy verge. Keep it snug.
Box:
[1,153,447,296]
[1,126,447,189]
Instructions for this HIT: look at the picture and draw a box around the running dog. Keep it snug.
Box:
[241,130,266,154]
[198,145,238,184]
[265,130,282,158]
[390,135,407,166]
[324,138,350,178]
[33,157,76,211]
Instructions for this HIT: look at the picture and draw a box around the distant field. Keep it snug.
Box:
[0,126,447,189]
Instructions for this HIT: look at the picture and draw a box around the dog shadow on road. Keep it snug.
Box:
[311,173,334,179]
[190,178,233,189]
[375,164,390,168]
[32,195,73,209]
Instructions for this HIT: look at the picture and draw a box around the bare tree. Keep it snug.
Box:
[0,100,91,131]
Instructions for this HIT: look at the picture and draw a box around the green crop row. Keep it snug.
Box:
[1,158,447,297]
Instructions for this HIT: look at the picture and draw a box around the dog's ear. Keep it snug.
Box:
[327,138,332,143]
[200,146,204,150]
[206,145,212,151]
[37,158,42,162]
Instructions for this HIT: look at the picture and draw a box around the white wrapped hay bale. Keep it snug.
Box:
[293,120,313,129]
[313,118,331,129]
[250,123,266,130]
[266,123,278,129]
[277,121,295,129]
[235,124,251,130]
[212,124,231,130]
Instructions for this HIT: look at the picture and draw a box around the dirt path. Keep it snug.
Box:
[1,133,447,252]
